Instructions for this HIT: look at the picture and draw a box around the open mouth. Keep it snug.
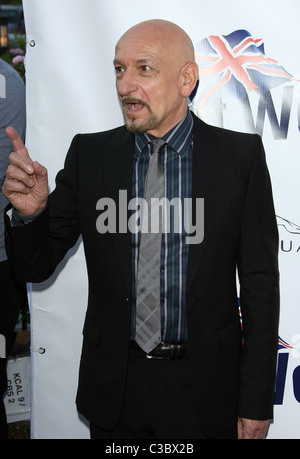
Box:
[123,98,147,112]
[127,103,144,111]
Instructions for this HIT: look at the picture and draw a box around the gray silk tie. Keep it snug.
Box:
[135,139,165,354]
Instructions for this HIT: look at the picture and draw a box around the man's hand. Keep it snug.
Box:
[2,127,49,217]
[238,417,270,439]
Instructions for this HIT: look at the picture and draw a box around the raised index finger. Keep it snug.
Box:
[6,126,28,156]
[6,127,34,174]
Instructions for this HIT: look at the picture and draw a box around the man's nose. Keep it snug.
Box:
[116,70,138,96]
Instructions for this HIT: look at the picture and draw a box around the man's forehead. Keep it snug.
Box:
[114,38,163,63]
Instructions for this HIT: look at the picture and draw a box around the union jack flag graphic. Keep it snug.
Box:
[278,337,294,351]
[191,30,299,111]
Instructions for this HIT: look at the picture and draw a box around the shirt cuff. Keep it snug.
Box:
[10,208,44,227]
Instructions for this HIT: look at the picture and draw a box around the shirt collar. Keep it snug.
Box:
[134,109,193,157]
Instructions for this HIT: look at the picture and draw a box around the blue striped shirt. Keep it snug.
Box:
[131,109,194,343]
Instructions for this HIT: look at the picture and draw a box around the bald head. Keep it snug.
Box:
[114,19,198,137]
[116,19,195,64]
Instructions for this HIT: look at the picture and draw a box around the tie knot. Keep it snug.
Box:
[151,139,165,155]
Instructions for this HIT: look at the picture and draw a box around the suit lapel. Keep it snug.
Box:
[187,114,226,293]
[103,127,134,299]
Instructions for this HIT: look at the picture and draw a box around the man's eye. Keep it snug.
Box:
[140,65,151,72]
[115,66,125,74]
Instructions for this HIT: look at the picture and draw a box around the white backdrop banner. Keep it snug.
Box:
[22,0,300,439]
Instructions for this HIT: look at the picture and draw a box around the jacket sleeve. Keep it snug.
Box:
[237,134,279,420]
[4,134,82,283]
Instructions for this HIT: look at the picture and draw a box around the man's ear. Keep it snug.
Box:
[181,62,199,98]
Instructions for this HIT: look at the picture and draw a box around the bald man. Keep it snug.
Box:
[3,20,279,439]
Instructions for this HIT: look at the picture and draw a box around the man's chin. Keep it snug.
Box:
[123,113,158,135]
[125,122,147,135]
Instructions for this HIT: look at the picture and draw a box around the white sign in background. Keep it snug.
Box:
[22,0,300,438]
[4,356,31,423]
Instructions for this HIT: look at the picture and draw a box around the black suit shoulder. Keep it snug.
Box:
[191,111,265,179]
[59,124,133,181]
[192,110,261,146]
[76,124,133,151]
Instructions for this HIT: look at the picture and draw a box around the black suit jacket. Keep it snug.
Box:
[5,113,279,437]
